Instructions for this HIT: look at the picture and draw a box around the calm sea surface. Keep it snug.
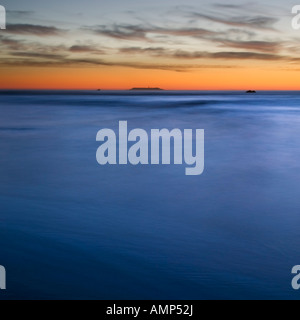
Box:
[0,90,300,299]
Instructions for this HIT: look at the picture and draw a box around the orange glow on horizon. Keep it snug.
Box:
[1,65,300,91]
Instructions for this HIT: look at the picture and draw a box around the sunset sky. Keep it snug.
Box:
[1,0,300,90]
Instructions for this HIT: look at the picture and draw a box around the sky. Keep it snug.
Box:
[0,0,300,89]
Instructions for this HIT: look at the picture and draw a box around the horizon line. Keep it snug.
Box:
[1,89,300,92]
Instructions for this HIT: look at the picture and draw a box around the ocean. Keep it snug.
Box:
[0,90,300,300]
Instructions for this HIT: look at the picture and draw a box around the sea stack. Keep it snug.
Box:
[130,87,164,91]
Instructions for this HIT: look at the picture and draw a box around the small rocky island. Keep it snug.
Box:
[246,90,256,93]
[130,87,164,91]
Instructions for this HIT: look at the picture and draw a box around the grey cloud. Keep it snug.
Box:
[7,10,35,17]
[85,23,279,54]
[173,50,282,61]
[119,47,166,55]
[85,24,216,41]
[213,4,244,9]
[192,13,278,30]
[69,45,105,54]
[119,46,283,61]
[217,40,281,53]
[154,28,215,38]
[86,24,148,41]
[0,36,25,50]
[5,24,65,36]
[10,52,67,60]
[0,54,236,72]
[208,51,282,60]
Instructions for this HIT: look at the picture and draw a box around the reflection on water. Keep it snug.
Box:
[0,91,300,299]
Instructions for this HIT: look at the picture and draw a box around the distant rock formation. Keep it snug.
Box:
[246,90,256,93]
[130,87,164,91]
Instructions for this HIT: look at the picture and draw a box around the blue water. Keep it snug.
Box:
[0,90,300,300]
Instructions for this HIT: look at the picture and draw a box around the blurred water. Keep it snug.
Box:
[0,90,300,300]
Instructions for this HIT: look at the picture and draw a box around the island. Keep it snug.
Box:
[246,90,256,93]
[130,87,164,91]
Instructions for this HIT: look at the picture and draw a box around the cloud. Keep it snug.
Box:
[7,10,35,17]
[192,13,278,31]
[207,51,282,60]
[217,40,281,53]
[69,45,105,54]
[5,24,65,36]
[86,24,148,41]
[0,57,182,71]
[85,24,217,41]
[85,23,280,55]
[153,28,215,38]
[70,58,190,71]
[0,36,25,50]
[10,52,67,60]
[119,47,166,55]
[0,37,68,57]
[173,50,282,60]
[0,52,237,72]
[213,4,245,9]
[119,46,283,61]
